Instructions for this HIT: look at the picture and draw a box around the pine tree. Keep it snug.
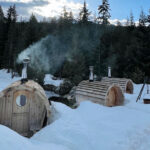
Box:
[125,17,129,26]
[68,11,74,23]
[129,11,135,26]
[0,5,4,22]
[12,5,17,23]
[4,5,18,71]
[25,14,38,46]
[117,20,122,26]
[29,13,37,23]
[79,1,91,24]
[7,6,13,25]
[139,9,146,27]
[58,6,72,29]
[0,5,5,68]
[62,6,68,20]
[146,9,150,26]
[98,0,111,25]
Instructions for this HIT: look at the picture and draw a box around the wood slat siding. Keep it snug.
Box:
[76,80,124,107]
[0,92,12,128]
[77,86,108,94]
[30,91,46,131]
[76,89,106,97]
[0,80,51,137]
[76,94,105,105]
[101,77,133,94]
[11,90,30,134]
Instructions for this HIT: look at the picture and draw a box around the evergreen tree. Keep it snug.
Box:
[117,20,122,26]
[79,1,91,24]
[4,5,17,71]
[62,6,68,20]
[12,5,17,23]
[29,13,37,23]
[58,6,72,30]
[139,9,146,26]
[125,17,129,26]
[98,0,111,25]
[0,5,4,22]
[146,9,150,26]
[0,5,5,68]
[7,6,13,25]
[129,11,135,26]
[25,14,38,46]
[68,11,74,23]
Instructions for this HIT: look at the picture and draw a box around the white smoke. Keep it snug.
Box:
[17,25,100,74]
[17,36,50,72]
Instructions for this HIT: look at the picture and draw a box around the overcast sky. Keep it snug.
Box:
[0,0,150,23]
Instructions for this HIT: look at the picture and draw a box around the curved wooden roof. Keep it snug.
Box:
[0,80,51,118]
[76,80,124,106]
[101,77,133,93]
[76,80,112,99]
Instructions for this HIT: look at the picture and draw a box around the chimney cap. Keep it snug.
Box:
[23,57,30,64]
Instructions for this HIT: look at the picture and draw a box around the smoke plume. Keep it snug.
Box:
[17,25,101,74]
[17,35,68,73]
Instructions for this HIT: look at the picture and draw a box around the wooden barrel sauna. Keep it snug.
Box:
[75,80,124,107]
[0,80,51,137]
[101,77,134,94]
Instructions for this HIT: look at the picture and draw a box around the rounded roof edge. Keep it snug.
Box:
[2,80,45,95]
[0,80,51,118]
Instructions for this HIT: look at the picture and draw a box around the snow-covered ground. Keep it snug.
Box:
[0,70,150,150]
[44,74,63,87]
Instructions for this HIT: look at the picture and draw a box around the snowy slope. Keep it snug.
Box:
[0,70,150,150]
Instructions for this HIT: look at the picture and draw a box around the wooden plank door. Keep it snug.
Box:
[12,90,30,136]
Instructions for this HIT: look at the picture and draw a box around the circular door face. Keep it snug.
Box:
[16,95,27,107]
[108,88,116,106]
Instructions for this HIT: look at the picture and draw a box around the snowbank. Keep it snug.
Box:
[44,74,63,87]
[0,70,150,150]
[0,125,70,150]
[32,100,150,150]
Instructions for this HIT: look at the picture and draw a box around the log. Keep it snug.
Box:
[76,80,124,107]
[101,77,134,94]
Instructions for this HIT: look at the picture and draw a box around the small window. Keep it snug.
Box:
[16,95,27,107]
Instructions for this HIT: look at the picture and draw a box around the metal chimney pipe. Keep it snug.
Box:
[89,66,94,82]
[108,66,111,78]
[21,58,30,83]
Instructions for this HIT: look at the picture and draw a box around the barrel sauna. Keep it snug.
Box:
[101,77,134,94]
[76,80,124,107]
[0,80,51,137]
